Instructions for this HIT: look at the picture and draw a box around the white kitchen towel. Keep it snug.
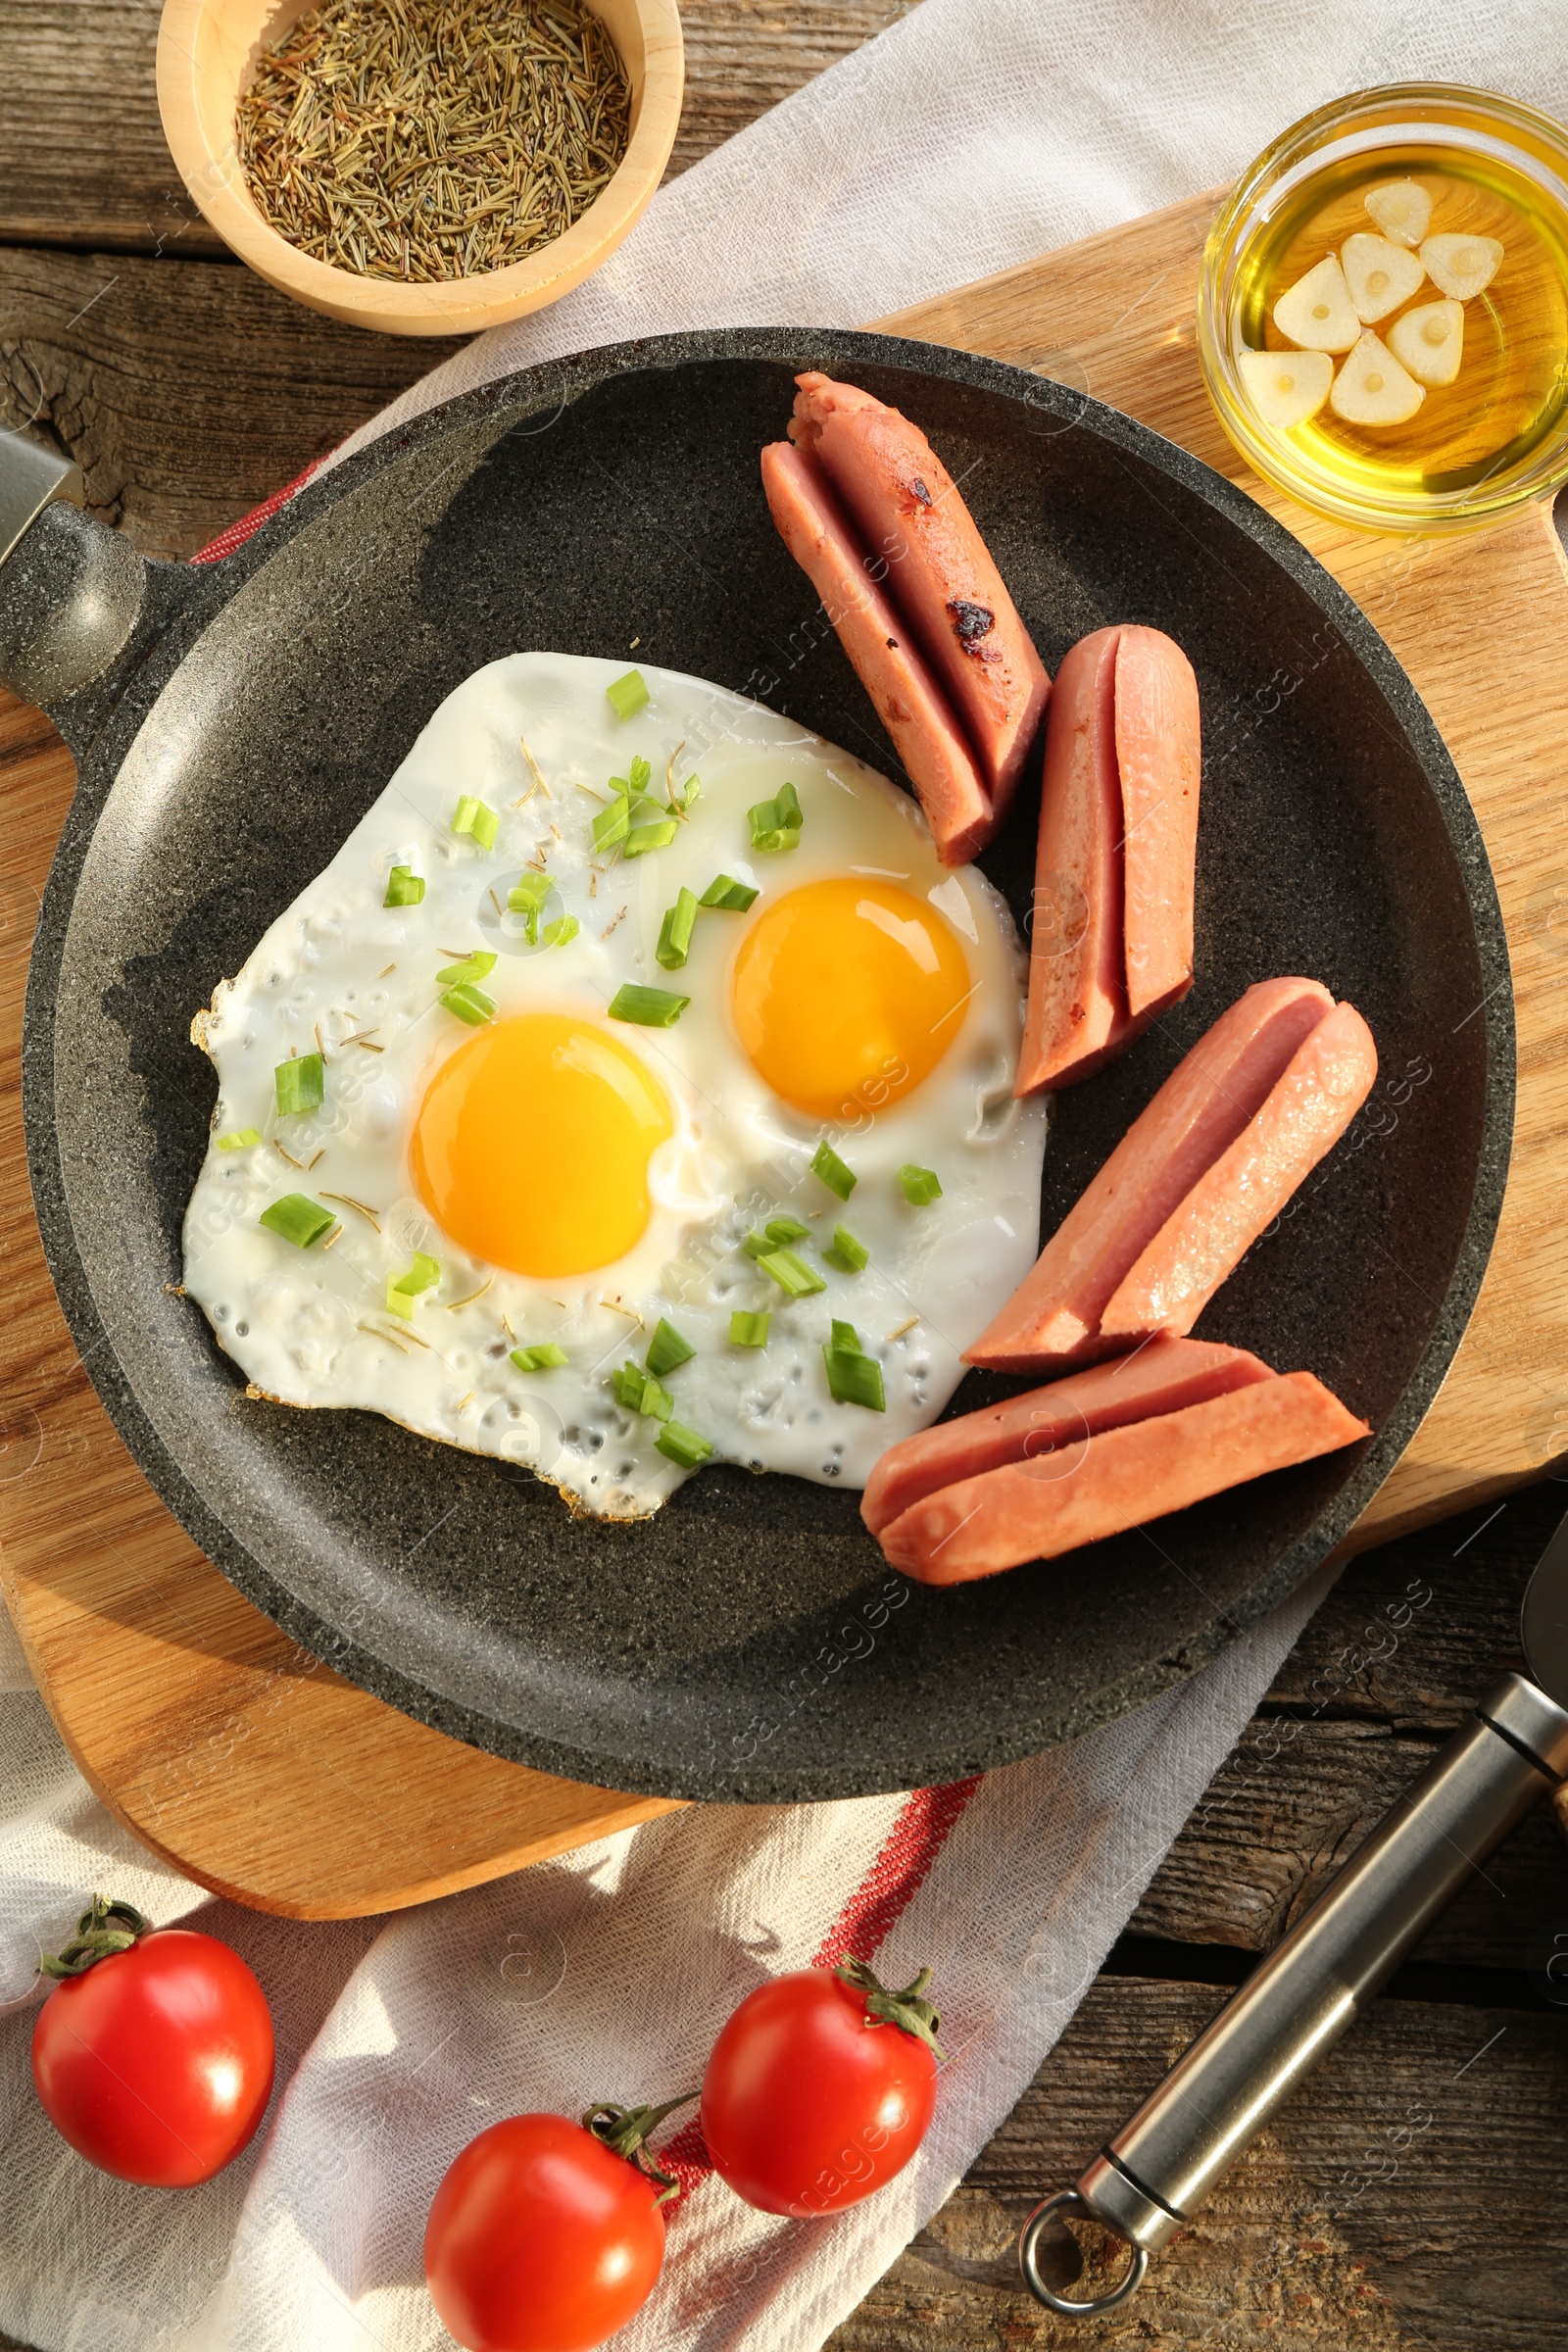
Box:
[4,3,1561,2347]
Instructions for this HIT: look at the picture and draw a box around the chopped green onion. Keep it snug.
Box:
[657,887,700,971]
[595,760,662,856]
[823,1342,886,1411]
[436,951,498,986]
[612,1360,673,1421]
[260,1194,335,1249]
[609,984,689,1027]
[742,1216,808,1258]
[657,1419,714,1468]
[625,819,678,859]
[700,873,759,911]
[825,1225,869,1273]
[900,1163,943,1206]
[730,1309,771,1348]
[452,795,500,851]
[217,1128,262,1152]
[668,768,701,817]
[748,780,803,854]
[512,1343,568,1372]
[542,915,579,950]
[508,873,552,943]
[607,669,650,719]
[811,1140,857,1200]
[383,864,425,907]
[646,1317,696,1377]
[824,1316,884,1408]
[274,1053,324,1116]
[386,1252,440,1318]
[758,1248,827,1298]
[593,798,631,855]
[441,982,498,1026]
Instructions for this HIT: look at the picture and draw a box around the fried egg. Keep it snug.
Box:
[183,654,1047,1517]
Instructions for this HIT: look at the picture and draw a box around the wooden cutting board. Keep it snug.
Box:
[5,185,1568,1919]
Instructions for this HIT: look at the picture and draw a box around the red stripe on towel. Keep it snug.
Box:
[189,458,325,564]
[660,1773,983,2196]
[809,1776,982,1973]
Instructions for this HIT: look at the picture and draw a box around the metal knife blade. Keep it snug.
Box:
[1521,1503,1568,1711]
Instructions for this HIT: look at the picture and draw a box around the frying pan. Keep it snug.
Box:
[0,328,1512,1803]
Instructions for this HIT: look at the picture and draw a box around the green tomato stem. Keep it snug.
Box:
[837,1953,945,2059]
[38,1893,151,1980]
[582,2091,700,2205]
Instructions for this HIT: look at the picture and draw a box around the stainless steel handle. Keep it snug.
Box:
[0,428,83,569]
[1022,1670,1568,2318]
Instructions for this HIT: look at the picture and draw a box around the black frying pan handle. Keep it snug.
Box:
[0,427,184,745]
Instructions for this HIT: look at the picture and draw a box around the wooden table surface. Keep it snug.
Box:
[0,9,1565,2348]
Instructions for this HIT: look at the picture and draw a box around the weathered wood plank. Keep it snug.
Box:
[0,245,466,559]
[829,1978,1568,2352]
[0,2,218,257]
[1269,1482,1556,1730]
[1130,1716,1566,1971]
[0,0,920,255]
[1127,1482,1568,1969]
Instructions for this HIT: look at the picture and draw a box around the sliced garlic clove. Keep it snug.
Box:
[1419,231,1503,301]
[1272,254,1361,352]
[1387,298,1465,388]
[1329,331,1426,426]
[1237,346,1334,427]
[1363,178,1432,247]
[1341,232,1426,323]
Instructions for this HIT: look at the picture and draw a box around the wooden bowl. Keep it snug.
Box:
[156,0,683,336]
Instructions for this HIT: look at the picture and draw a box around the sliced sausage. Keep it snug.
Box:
[1101,1001,1379,1340]
[1116,625,1200,1021]
[880,1372,1370,1585]
[760,439,993,864]
[790,371,1051,822]
[1015,627,1128,1093]
[860,1335,1272,1535]
[1017,621,1201,1093]
[968,977,1336,1370]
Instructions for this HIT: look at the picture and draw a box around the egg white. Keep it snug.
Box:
[183,653,1048,1517]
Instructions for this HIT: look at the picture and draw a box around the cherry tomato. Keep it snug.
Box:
[426,2108,680,2352]
[32,1901,274,2187]
[700,1957,941,2217]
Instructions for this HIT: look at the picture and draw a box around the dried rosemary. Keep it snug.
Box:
[235,0,631,283]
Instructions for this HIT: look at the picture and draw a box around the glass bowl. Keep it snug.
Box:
[1199,83,1568,534]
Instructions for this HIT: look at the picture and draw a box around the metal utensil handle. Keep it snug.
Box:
[0,427,82,570]
[1023,1671,1568,2316]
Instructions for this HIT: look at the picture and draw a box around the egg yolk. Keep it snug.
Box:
[410,1012,672,1279]
[729,877,971,1121]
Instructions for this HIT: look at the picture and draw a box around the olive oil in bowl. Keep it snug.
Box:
[1201,86,1568,534]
